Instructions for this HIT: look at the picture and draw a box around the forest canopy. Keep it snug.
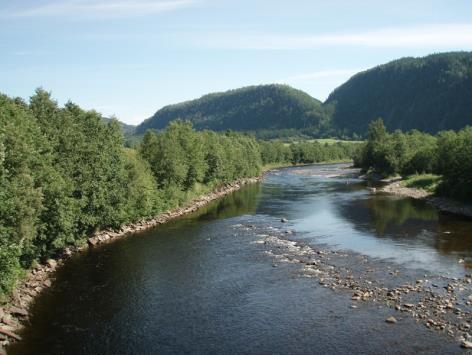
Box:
[355,119,472,199]
[0,90,357,296]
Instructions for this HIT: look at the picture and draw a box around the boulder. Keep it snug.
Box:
[386,316,397,324]
[8,306,28,317]
[46,259,57,268]
[461,340,472,349]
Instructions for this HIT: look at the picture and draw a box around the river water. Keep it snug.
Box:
[9,164,472,354]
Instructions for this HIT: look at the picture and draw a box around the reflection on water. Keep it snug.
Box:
[262,164,472,275]
[196,183,261,222]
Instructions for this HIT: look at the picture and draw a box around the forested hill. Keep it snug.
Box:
[135,84,330,136]
[326,52,472,136]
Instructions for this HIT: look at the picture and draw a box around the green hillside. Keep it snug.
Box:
[135,52,472,139]
[135,84,330,137]
[326,52,472,136]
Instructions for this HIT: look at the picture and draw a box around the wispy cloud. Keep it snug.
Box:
[193,24,472,50]
[3,0,198,17]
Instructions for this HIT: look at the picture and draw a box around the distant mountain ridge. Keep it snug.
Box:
[326,51,472,135]
[135,52,472,138]
[135,84,331,137]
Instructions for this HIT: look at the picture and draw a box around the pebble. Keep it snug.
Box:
[237,221,472,348]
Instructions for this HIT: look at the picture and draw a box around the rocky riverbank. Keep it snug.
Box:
[233,221,472,350]
[0,176,261,351]
[373,180,472,219]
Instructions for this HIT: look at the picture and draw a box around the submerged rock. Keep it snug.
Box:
[386,316,398,324]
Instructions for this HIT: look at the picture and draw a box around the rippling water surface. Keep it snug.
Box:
[10,164,472,354]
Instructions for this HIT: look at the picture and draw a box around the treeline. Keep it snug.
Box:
[355,119,472,199]
[0,90,262,294]
[259,140,360,166]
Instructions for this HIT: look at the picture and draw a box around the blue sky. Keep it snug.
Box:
[1,0,472,125]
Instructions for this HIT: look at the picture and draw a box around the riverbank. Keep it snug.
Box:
[0,176,262,350]
[233,221,472,349]
[374,180,472,219]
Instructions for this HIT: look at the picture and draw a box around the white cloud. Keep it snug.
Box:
[194,24,472,50]
[4,0,198,17]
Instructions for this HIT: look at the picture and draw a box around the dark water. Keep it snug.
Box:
[10,164,472,354]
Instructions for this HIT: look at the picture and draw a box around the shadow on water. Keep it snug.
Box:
[195,183,261,222]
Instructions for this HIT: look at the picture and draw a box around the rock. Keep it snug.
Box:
[8,306,28,317]
[461,340,472,349]
[88,237,99,246]
[64,247,73,256]
[46,259,57,268]
[1,315,17,327]
[386,316,397,324]
[43,279,52,287]
[0,327,21,341]
[280,218,288,223]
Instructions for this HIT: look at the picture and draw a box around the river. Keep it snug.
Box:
[9,163,472,354]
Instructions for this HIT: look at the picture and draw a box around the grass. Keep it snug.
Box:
[402,174,442,193]
[309,138,364,145]
[284,138,364,146]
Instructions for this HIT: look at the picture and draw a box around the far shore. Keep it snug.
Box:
[371,179,472,219]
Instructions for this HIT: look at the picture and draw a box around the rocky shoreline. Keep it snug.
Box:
[372,181,472,219]
[0,176,261,351]
[233,221,472,350]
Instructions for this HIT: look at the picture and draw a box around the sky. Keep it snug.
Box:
[1,0,472,125]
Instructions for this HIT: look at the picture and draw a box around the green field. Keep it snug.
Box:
[284,138,364,146]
